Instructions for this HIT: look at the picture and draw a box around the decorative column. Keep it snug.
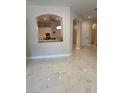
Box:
[76,20,81,50]
[88,16,92,46]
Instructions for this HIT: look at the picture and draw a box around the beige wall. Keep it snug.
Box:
[27,5,71,58]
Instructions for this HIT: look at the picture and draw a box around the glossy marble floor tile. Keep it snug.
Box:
[26,46,97,93]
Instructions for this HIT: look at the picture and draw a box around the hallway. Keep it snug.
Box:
[26,46,97,93]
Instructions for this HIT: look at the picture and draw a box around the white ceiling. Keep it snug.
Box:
[27,0,97,18]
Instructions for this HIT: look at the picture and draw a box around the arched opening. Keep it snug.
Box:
[36,14,63,43]
[91,19,97,45]
[73,20,77,49]
[72,19,81,50]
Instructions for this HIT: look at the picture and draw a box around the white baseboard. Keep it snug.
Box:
[26,54,71,59]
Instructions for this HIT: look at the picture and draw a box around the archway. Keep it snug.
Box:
[36,14,63,43]
[72,19,81,50]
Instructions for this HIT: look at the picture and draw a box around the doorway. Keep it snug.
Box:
[72,19,81,50]
[91,19,97,46]
[73,20,77,49]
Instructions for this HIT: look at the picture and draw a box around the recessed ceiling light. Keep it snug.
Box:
[88,16,91,19]
[47,78,50,80]
[84,68,87,72]
[59,76,62,80]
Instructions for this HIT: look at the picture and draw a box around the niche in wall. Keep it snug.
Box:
[36,14,63,43]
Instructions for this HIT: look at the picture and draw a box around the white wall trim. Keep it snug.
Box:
[26,54,71,59]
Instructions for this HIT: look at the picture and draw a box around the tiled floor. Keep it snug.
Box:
[26,46,97,93]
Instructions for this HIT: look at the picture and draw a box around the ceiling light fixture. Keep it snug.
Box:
[88,16,91,19]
